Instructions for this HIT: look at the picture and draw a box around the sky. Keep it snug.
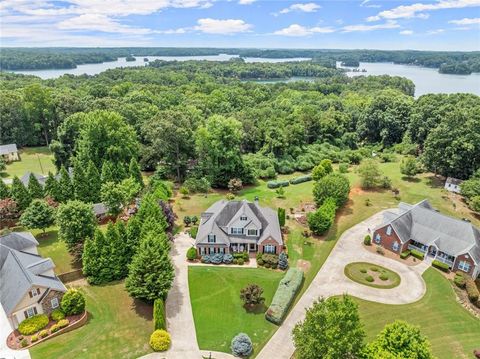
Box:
[1,0,480,50]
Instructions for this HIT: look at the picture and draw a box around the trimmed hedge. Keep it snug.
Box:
[400,250,411,259]
[39,330,49,338]
[50,309,65,321]
[154,299,166,331]
[410,249,425,260]
[31,335,39,343]
[57,319,69,329]
[432,260,450,272]
[365,275,374,282]
[18,314,49,335]
[211,253,224,264]
[363,235,371,246]
[265,268,304,324]
[150,329,171,352]
[454,272,467,288]
[267,180,290,189]
[289,175,312,185]
[186,247,197,261]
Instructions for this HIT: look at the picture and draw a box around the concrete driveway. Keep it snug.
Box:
[256,210,428,359]
[0,305,31,359]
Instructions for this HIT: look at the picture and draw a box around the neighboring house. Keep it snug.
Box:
[195,199,283,256]
[373,200,480,278]
[20,172,48,187]
[92,203,107,218]
[444,177,463,194]
[0,232,66,329]
[0,144,19,162]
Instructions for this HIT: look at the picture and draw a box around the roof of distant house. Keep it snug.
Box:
[445,177,463,186]
[0,144,18,155]
[20,171,48,187]
[92,203,107,216]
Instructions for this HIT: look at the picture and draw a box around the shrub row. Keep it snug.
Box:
[432,260,450,272]
[154,299,166,331]
[201,253,243,265]
[267,180,290,189]
[289,175,312,185]
[50,319,69,333]
[18,314,49,335]
[410,249,425,260]
[265,268,304,324]
[400,250,411,259]
[257,253,279,269]
[454,271,467,288]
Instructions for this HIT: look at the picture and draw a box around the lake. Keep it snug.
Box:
[8,55,480,97]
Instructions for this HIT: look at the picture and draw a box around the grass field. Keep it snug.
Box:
[30,281,153,359]
[344,262,401,289]
[188,266,284,354]
[353,268,480,359]
[2,146,56,179]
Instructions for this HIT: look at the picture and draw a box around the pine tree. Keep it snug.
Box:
[44,172,61,201]
[10,176,32,210]
[101,161,115,184]
[58,166,74,202]
[27,173,44,199]
[0,180,10,199]
[111,221,129,279]
[126,215,142,261]
[73,164,89,202]
[136,194,168,232]
[104,222,119,281]
[129,158,144,188]
[85,160,101,203]
[82,233,99,279]
[112,162,127,183]
[96,224,114,283]
[125,232,174,302]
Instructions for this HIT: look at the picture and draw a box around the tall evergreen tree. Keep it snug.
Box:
[101,161,115,184]
[82,232,100,279]
[136,194,168,232]
[111,221,129,279]
[73,164,89,202]
[58,166,74,202]
[129,158,144,188]
[126,215,142,261]
[112,162,127,183]
[10,176,32,210]
[125,232,174,302]
[27,173,44,199]
[44,172,61,201]
[85,160,101,203]
[20,199,54,233]
[0,180,10,199]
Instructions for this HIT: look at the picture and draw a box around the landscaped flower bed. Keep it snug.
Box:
[344,262,401,289]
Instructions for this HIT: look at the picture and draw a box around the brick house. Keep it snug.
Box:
[372,200,480,278]
[195,199,283,256]
[0,232,67,329]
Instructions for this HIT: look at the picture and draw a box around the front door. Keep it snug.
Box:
[428,246,437,257]
[249,243,256,252]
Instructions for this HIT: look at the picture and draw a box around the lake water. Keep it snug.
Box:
[8,55,479,97]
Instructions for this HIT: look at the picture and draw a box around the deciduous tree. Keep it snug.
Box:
[20,199,55,233]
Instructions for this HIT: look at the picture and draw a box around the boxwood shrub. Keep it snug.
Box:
[400,250,411,259]
[454,272,467,288]
[410,249,425,260]
[432,260,450,272]
[38,330,49,338]
[154,299,166,330]
[379,274,389,281]
[265,268,304,324]
[363,235,371,246]
[267,180,290,189]
[20,338,28,347]
[186,247,197,261]
[365,275,374,282]
[57,319,69,329]
[289,175,312,185]
[31,335,38,343]
[466,277,480,303]
[18,314,49,335]
[50,309,65,321]
[150,330,171,352]
[61,289,85,316]
[50,324,60,333]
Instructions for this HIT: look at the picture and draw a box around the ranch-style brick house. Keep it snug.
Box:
[0,232,67,329]
[373,200,480,278]
[195,199,283,256]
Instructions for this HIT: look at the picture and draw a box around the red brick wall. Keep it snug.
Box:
[372,225,403,254]
[258,238,282,255]
[453,253,476,276]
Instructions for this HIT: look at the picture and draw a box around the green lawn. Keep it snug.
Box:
[3,146,56,178]
[188,266,284,354]
[353,268,480,359]
[344,262,401,289]
[30,281,153,359]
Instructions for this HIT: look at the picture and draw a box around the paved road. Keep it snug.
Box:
[256,211,428,359]
[0,305,31,359]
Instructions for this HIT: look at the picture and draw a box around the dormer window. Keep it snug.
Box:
[240,216,247,221]
[28,288,41,298]
[247,229,258,236]
[208,234,216,243]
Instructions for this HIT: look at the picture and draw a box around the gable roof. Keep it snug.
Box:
[445,177,463,186]
[381,200,480,264]
[0,233,66,315]
[196,200,282,246]
[0,144,18,155]
[20,172,48,187]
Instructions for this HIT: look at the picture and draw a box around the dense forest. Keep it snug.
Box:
[0,61,479,187]
[1,48,479,75]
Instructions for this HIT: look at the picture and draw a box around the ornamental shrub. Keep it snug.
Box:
[262,254,279,267]
[57,319,69,329]
[267,180,290,189]
[50,309,65,321]
[370,267,379,272]
[466,277,480,303]
[20,338,28,347]
[266,268,304,324]
[364,235,371,246]
[186,247,197,261]
[31,335,38,343]
[211,253,224,264]
[39,330,49,338]
[257,258,264,266]
[237,258,244,265]
[379,274,389,281]
[154,299,166,330]
[365,275,374,282]
[410,249,425,260]
[454,272,467,288]
[256,252,262,261]
[61,289,86,316]
[432,260,450,272]
[189,226,198,239]
[149,329,171,351]
[50,324,60,333]
[18,314,49,335]
[360,268,367,273]
[231,333,253,357]
[289,175,312,185]
[400,250,411,259]
[339,163,349,173]
[201,255,211,264]
[223,254,234,264]
[278,252,288,270]
[307,197,337,235]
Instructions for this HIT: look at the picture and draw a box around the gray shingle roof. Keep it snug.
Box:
[0,233,66,315]
[0,144,18,155]
[383,200,480,264]
[20,172,48,187]
[445,177,463,186]
[92,203,107,216]
[196,200,282,247]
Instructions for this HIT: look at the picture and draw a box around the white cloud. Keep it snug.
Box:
[193,18,253,34]
[238,0,255,4]
[427,28,445,34]
[400,30,414,35]
[57,13,152,34]
[367,0,480,22]
[449,17,480,25]
[273,24,334,36]
[342,20,400,32]
[360,0,381,8]
[278,2,321,15]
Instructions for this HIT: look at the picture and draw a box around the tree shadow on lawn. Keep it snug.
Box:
[425,174,445,189]
[131,298,153,321]
[243,303,267,315]
[401,176,421,183]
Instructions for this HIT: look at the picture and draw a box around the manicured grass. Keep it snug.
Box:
[3,146,56,179]
[353,268,480,359]
[344,262,401,289]
[188,266,284,354]
[30,281,153,359]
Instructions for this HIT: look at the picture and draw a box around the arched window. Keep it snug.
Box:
[386,226,392,236]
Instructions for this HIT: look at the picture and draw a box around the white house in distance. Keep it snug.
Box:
[444,177,463,194]
[0,144,19,162]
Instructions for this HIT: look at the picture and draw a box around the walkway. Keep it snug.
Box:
[256,211,428,359]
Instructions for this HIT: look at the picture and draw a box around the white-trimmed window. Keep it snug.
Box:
[25,306,37,319]
[200,247,205,255]
[240,216,247,221]
[209,247,215,254]
[231,228,244,235]
[247,229,258,236]
[208,234,216,243]
[386,226,392,236]
[375,234,381,244]
[392,241,399,252]
[51,297,59,309]
[219,247,225,254]
[264,245,276,254]
[29,288,41,298]
[458,260,471,273]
